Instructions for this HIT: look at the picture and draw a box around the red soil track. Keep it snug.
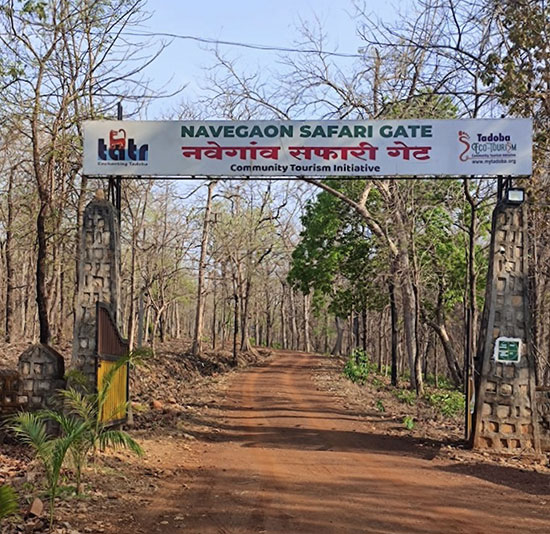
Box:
[125,351,550,533]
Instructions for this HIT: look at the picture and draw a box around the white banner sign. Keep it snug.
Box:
[82,119,532,178]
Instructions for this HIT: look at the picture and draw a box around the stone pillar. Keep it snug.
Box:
[472,202,540,453]
[71,196,121,387]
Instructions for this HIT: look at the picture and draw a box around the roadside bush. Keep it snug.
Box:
[403,416,415,430]
[424,390,464,417]
[393,389,417,406]
[9,412,88,528]
[9,350,148,526]
[343,349,376,384]
[424,374,455,390]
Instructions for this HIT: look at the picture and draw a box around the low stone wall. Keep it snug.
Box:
[0,368,22,414]
[0,344,66,419]
[18,344,66,411]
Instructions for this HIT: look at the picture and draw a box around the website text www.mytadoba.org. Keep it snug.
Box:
[471,158,516,164]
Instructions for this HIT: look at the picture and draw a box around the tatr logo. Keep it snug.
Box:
[98,129,149,161]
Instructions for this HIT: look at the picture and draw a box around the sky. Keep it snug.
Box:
[137,0,407,118]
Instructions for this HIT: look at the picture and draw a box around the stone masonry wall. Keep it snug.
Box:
[71,198,121,387]
[0,367,22,415]
[17,344,65,411]
[472,203,540,453]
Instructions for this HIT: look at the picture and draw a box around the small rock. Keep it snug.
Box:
[27,497,44,518]
[151,400,163,411]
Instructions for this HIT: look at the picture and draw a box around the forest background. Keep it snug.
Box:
[0,0,549,397]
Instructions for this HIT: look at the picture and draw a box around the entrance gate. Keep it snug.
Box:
[77,117,536,451]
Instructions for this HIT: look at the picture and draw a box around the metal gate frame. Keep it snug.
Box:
[95,302,129,426]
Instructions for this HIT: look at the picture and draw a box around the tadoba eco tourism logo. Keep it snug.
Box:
[97,129,149,165]
[458,130,517,164]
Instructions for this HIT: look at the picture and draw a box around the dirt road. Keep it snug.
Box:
[127,351,550,533]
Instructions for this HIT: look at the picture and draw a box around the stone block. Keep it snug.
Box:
[37,380,51,392]
[496,405,510,418]
[500,383,513,396]
[487,421,499,433]
[503,366,515,379]
[479,436,493,448]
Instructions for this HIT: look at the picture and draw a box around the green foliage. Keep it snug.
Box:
[10,350,148,525]
[288,180,386,319]
[403,416,415,431]
[57,350,147,493]
[394,389,417,406]
[424,390,465,418]
[0,485,18,519]
[9,412,88,527]
[371,376,384,389]
[64,368,89,389]
[424,373,455,390]
[343,349,376,384]
[375,400,385,413]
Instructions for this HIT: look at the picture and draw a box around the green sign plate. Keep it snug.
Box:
[494,337,522,363]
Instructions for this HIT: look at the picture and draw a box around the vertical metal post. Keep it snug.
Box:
[108,102,123,225]
[115,102,123,223]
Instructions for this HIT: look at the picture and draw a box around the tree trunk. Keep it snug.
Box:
[36,204,51,344]
[280,282,288,349]
[212,282,217,349]
[127,231,137,350]
[5,171,14,342]
[289,287,298,350]
[233,293,239,362]
[192,181,216,356]
[427,320,463,387]
[332,317,344,356]
[389,277,399,387]
[304,292,312,352]
[362,308,368,355]
[240,277,253,352]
